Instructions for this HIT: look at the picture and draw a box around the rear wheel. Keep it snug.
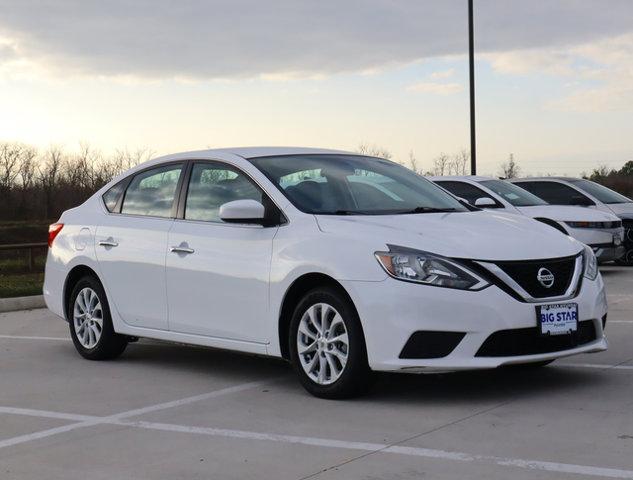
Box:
[289,287,372,399]
[68,276,127,360]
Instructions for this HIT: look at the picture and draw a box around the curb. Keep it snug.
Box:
[0,295,46,313]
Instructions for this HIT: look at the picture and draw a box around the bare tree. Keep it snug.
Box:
[499,153,521,178]
[408,150,419,173]
[449,149,469,175]
[356,143,392,160]
[432,153,450,176]
[0,142,23,191]
[38,146,65,219]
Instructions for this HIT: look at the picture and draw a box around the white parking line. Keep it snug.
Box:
[1,405,632,478]
[561,363,633,370]
[0,334,69,341]
[0,379,273,450]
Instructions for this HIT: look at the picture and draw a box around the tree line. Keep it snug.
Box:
[0,142,151,222]
[1,140,631,224]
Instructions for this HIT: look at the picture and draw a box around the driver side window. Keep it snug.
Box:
[185,163,264,223]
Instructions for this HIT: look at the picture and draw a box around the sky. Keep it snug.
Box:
[0,0,632,176]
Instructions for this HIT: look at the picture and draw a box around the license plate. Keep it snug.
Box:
[536,303,578,336]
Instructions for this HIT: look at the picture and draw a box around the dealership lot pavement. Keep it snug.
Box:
[1,267,632,479]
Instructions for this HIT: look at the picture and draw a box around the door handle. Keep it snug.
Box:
[98,239,118,247]
[170,246,195,254]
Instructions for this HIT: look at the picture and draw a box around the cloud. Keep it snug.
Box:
[484,33,633,112]
[0,0,632,80]
[430,68,456,80]
[407,81,462,95]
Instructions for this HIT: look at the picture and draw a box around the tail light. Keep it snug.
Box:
[48,223,64,248]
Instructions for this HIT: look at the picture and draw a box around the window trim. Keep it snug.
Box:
[113,161,186,219]
[515,180,594,206]
[176,159,287,228]
[435,180,505,209]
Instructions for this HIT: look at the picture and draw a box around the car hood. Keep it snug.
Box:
[605,202,633,219]
[315,210,582,261]
[516,205,620,222]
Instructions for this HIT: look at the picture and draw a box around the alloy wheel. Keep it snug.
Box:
[73,287,104,349]
[297,303,349,385]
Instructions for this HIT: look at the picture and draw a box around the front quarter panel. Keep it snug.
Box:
[266,215,388,356]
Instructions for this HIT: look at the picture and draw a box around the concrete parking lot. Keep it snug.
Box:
[1,267,632,480]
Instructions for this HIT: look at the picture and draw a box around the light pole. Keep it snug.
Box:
[468,0,476,175]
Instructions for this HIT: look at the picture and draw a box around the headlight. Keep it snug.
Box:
[375,247,490,290]
[583,245,598,281]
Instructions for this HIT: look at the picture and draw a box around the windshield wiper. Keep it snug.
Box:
[399,207,458,214]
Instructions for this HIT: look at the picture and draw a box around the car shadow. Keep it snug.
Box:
[114,340,608,405]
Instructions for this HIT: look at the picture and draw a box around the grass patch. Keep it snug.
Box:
[0,272,44,298]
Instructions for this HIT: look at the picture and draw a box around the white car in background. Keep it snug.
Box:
[430,176,625,264]
[511,177,633,266]
[44,148,608,398]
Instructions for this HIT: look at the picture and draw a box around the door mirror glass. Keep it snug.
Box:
[474,197,497,207]
[219,199,266,223]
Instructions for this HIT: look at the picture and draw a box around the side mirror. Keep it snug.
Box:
[474,197,496,208]
[570,196,594,207]
[219,199,266,224]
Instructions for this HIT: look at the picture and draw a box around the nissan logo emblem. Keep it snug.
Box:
[537,267,555,288]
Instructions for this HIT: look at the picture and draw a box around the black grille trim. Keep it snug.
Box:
[476,320,597,357]
[399,331,466,359]
[492,254,579,299]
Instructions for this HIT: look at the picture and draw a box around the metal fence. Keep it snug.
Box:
[0,243,48,272]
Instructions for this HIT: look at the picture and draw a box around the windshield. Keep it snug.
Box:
[249,154,468,215]
[569,179,632,204]
[479,179,547,207]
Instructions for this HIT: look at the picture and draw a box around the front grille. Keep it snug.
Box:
[475,320,596,357]
[493,255,577,298]
[399,331,466,359]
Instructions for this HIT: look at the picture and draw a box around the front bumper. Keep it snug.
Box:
[341,273,608,372]
[592,244,625,263]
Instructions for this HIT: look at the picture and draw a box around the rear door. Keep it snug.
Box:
[95,162,184,330]
[165,161,280,343]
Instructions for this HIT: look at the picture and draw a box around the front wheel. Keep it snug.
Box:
[68,275,128,360]
[289,287,372,399]
[615,247,633,266]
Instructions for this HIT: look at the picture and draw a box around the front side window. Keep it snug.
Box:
[121,164,183,217]
[517,181,591,206]
[435,180,502,208]
[479,179,547,207]
[569,179,632,204]
[185,163,264,222]
[250,154,467,215]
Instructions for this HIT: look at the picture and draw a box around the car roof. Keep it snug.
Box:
[153,146,355,162]
[427,175,496,182]
[512,177,577,182]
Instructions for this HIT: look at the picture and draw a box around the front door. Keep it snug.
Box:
[165,161,279,343]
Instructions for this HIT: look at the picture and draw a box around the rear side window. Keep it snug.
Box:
[185,163,264,222]
[517,181,590,206]
[435,181,502,207]
[102,180,127,212]
[121,164,183,217]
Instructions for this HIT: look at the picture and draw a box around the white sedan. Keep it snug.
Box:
[44,148,608,398]
[430,176,624,263]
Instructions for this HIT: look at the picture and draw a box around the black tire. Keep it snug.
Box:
[289,287,372,399]
[615,247,633,266]
[68,275,128,360]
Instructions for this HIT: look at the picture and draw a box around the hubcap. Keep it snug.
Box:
[297,303,349,385]
[73,287,103,349]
